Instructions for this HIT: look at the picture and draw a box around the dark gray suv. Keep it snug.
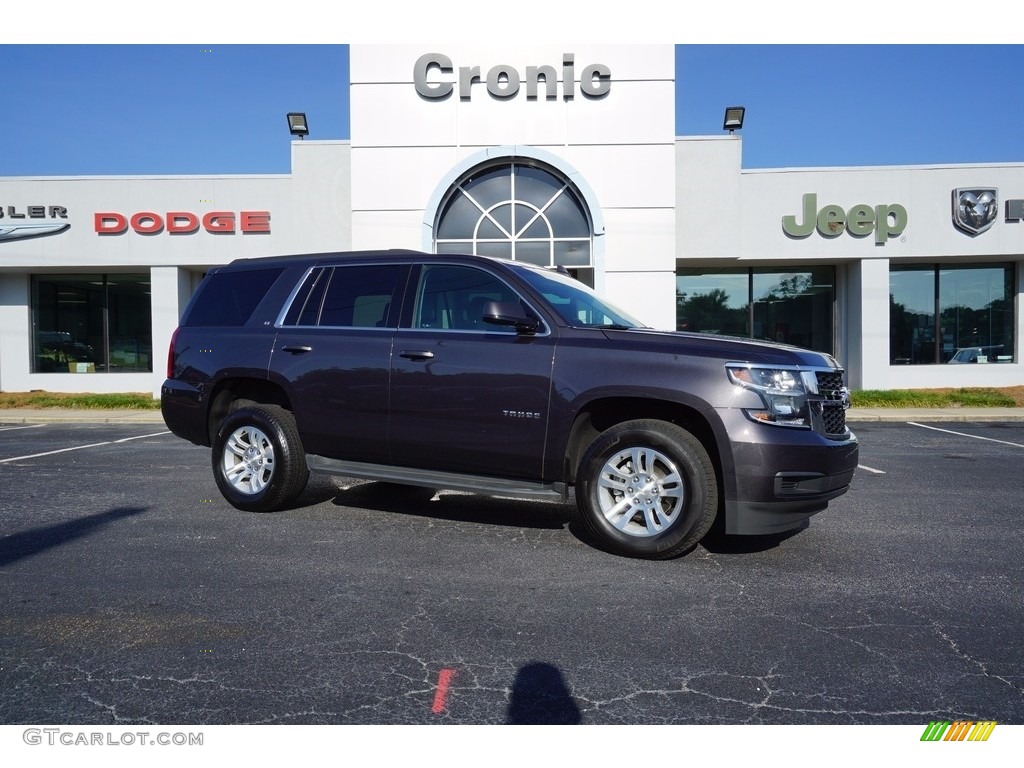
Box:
[162,250,858,559]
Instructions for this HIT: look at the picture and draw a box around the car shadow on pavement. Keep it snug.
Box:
[699,519,809,555]
[0,506,147,567]
[326,479,573,530]
[316,478,810,556]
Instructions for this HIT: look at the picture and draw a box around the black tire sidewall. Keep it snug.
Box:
[211,405,308,513]
[575,420,717,559]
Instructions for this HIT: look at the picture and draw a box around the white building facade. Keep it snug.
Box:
[0,44,1020,395]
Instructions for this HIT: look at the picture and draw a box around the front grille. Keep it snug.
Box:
[820,403,847,435]
[816,371,845,400]
[815,370,848,436]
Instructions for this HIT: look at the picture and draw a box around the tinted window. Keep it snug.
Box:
[412,265,522,332]
[282,268,330,326]
[282,264,407,328]
[184,268,284,327]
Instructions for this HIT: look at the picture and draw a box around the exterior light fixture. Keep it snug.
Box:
[723,106,745,133]
[287,112,309,139]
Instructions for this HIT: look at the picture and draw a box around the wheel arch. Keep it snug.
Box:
[206,377,294,445]
[563,397,732,499]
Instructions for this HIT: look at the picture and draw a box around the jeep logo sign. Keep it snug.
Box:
[782,193,907,245]
[414,52,611,101]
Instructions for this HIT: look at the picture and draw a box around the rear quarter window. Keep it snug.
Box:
[183,268,285,327]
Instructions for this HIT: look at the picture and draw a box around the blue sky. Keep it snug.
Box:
[0,45,350,176]
[3,7,1023,177]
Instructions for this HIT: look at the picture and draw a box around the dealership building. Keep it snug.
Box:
[0,44,1020,396]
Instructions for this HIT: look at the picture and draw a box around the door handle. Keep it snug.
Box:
[399,350,435,361]
[281,345,313,354]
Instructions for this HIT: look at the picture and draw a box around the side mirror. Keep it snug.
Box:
[482,301,540,335]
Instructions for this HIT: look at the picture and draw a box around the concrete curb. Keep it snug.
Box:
[0,409,167,425]
[846,408,1024,423]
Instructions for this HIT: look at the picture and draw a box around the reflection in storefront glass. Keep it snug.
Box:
[31,274,152,374]
[675,268,748,337]
[890,264,1014,365]
[676,267,835,355]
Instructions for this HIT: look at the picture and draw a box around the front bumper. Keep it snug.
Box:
[716,407,859,535]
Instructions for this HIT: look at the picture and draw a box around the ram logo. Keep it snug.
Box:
[952,188,998,235]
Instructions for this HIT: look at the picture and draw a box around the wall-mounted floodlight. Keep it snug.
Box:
[723,106,745,133]
[287,112,309,139]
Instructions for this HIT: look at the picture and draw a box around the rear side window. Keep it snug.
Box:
[281,264,408,328]
[183,268,284,327]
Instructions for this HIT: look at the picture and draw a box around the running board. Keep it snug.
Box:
[306,455,570,501]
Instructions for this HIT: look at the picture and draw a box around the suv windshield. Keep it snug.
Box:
[514,265,645,330]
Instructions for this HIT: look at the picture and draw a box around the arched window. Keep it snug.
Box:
[434,161,593,275]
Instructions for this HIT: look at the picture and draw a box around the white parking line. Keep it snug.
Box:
[115,431,171,443]
[857,464,886,474]
[0,430,171,464]
[0,424,48,432]
[907,421,1024,448]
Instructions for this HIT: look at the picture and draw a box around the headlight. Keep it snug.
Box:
[726,364,818,428]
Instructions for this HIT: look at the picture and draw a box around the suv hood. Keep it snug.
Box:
[600,327,843,369]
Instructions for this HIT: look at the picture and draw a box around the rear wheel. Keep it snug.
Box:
[574,420,718,559]
[211,404,309,512]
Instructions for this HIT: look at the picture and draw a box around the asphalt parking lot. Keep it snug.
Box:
[0,419,1022,726]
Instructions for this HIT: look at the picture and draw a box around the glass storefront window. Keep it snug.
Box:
[676,266,836,354]
[31,274,152,373]
[890,264,1014,365]
[675,268,749,336]
[889,266,936,364]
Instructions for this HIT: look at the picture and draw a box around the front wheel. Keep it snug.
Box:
[211,404,309,512]
[574,420,718,559]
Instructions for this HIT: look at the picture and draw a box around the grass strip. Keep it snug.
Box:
[0,392,161,410]
[850,388,1019,408]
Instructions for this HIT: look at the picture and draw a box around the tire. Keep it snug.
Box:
[573,420,718,559]
[211,404,309,513]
